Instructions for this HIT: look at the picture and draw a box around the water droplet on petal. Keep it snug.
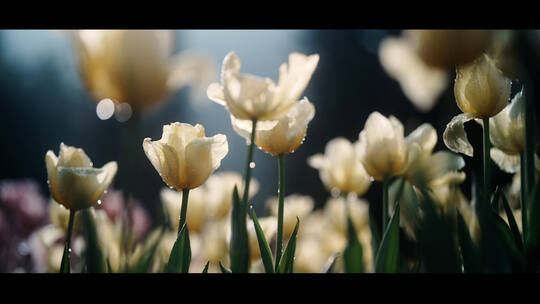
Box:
[97,200,102,205]
[249,162,256,169]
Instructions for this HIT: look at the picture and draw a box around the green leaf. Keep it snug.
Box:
[81,209,106,273]
[249,206,274,273]
[219,261,232,273]
[375,203,400,273]
[166,224,191,273]
[415,190,461,273]
[343,215,363,273]
[59,246,70,273]
[278,217,300,273]
[323,253,339,273]
[202,261,210,274]
[500,193,524,252]
[369,207,381,261]
[456,210,481,273]
[229,186,249,273]
[526,179,540,249]
[491,212,525,271]
[490,186,502,213]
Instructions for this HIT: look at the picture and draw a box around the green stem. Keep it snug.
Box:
[276,154,286,267]
[524,82,536,240]
[60,209,76,273]
[382,175,390,233]
[242,119,258,209]
[483,117,491,202]
[178,189,190,235]
[521,153,528,242]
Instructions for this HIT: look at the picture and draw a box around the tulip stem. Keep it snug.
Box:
[242,119,258,209]
[482,117,491,202]
[382,175,390,233]
[178,189,190,234]
[521,153,528,242]
[276,153,286,267]
[60,209,76,273]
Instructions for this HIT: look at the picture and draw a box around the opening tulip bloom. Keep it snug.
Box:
[207,51,319,130]
[308,137,372,196]
[143,123,228,191]
[45,143,118,211]
[232,98,316,155]
[357,112,408,181]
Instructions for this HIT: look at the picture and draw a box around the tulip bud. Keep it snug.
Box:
[143,122,228,191]
[308,137,372,196]
[357,112,408,181]
[454,53,511,118]
[45,143,117,210]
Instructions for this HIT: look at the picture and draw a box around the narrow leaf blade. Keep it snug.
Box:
[375,203,400,273]
[229,186,249,273]
[249,206,274,273]
[278,217,300,273]
[343,216,363,273]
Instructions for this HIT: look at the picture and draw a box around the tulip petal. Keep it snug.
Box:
[443,113,476,157]
[58,143,93,168]
[207,82,227,106]
[184,135,228,189]
[55,167,108,210]
[143,139,180,190]
[490,148,521,173]
[45,151,59,202]
[406,123,437,154]
[275,52,319,103]
[230,116,279,144]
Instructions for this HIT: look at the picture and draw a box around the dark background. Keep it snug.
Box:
[0,29,522,234]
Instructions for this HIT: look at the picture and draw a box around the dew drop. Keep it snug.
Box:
[249,162,256,169]
[97,200,102,205]
[169,186,174,189]
[68,248,72,253]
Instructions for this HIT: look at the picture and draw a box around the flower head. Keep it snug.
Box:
[308,137,372,195]
[45,143,117,210]
[454,53,511,118]
[74,30,214,112]
[358,112,408,181]
[143,122,228,191]
[207,51,319,124]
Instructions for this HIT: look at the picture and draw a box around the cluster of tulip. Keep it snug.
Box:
[37,30,540,273]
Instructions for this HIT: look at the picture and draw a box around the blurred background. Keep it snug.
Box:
[2,30,538,272]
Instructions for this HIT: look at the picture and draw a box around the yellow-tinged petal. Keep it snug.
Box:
[443,113,476,157]
[405,123,437,155]
[490,148,521,174]
[454,53,511,118]
[58,142,93,168]
[55,162,117,210]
